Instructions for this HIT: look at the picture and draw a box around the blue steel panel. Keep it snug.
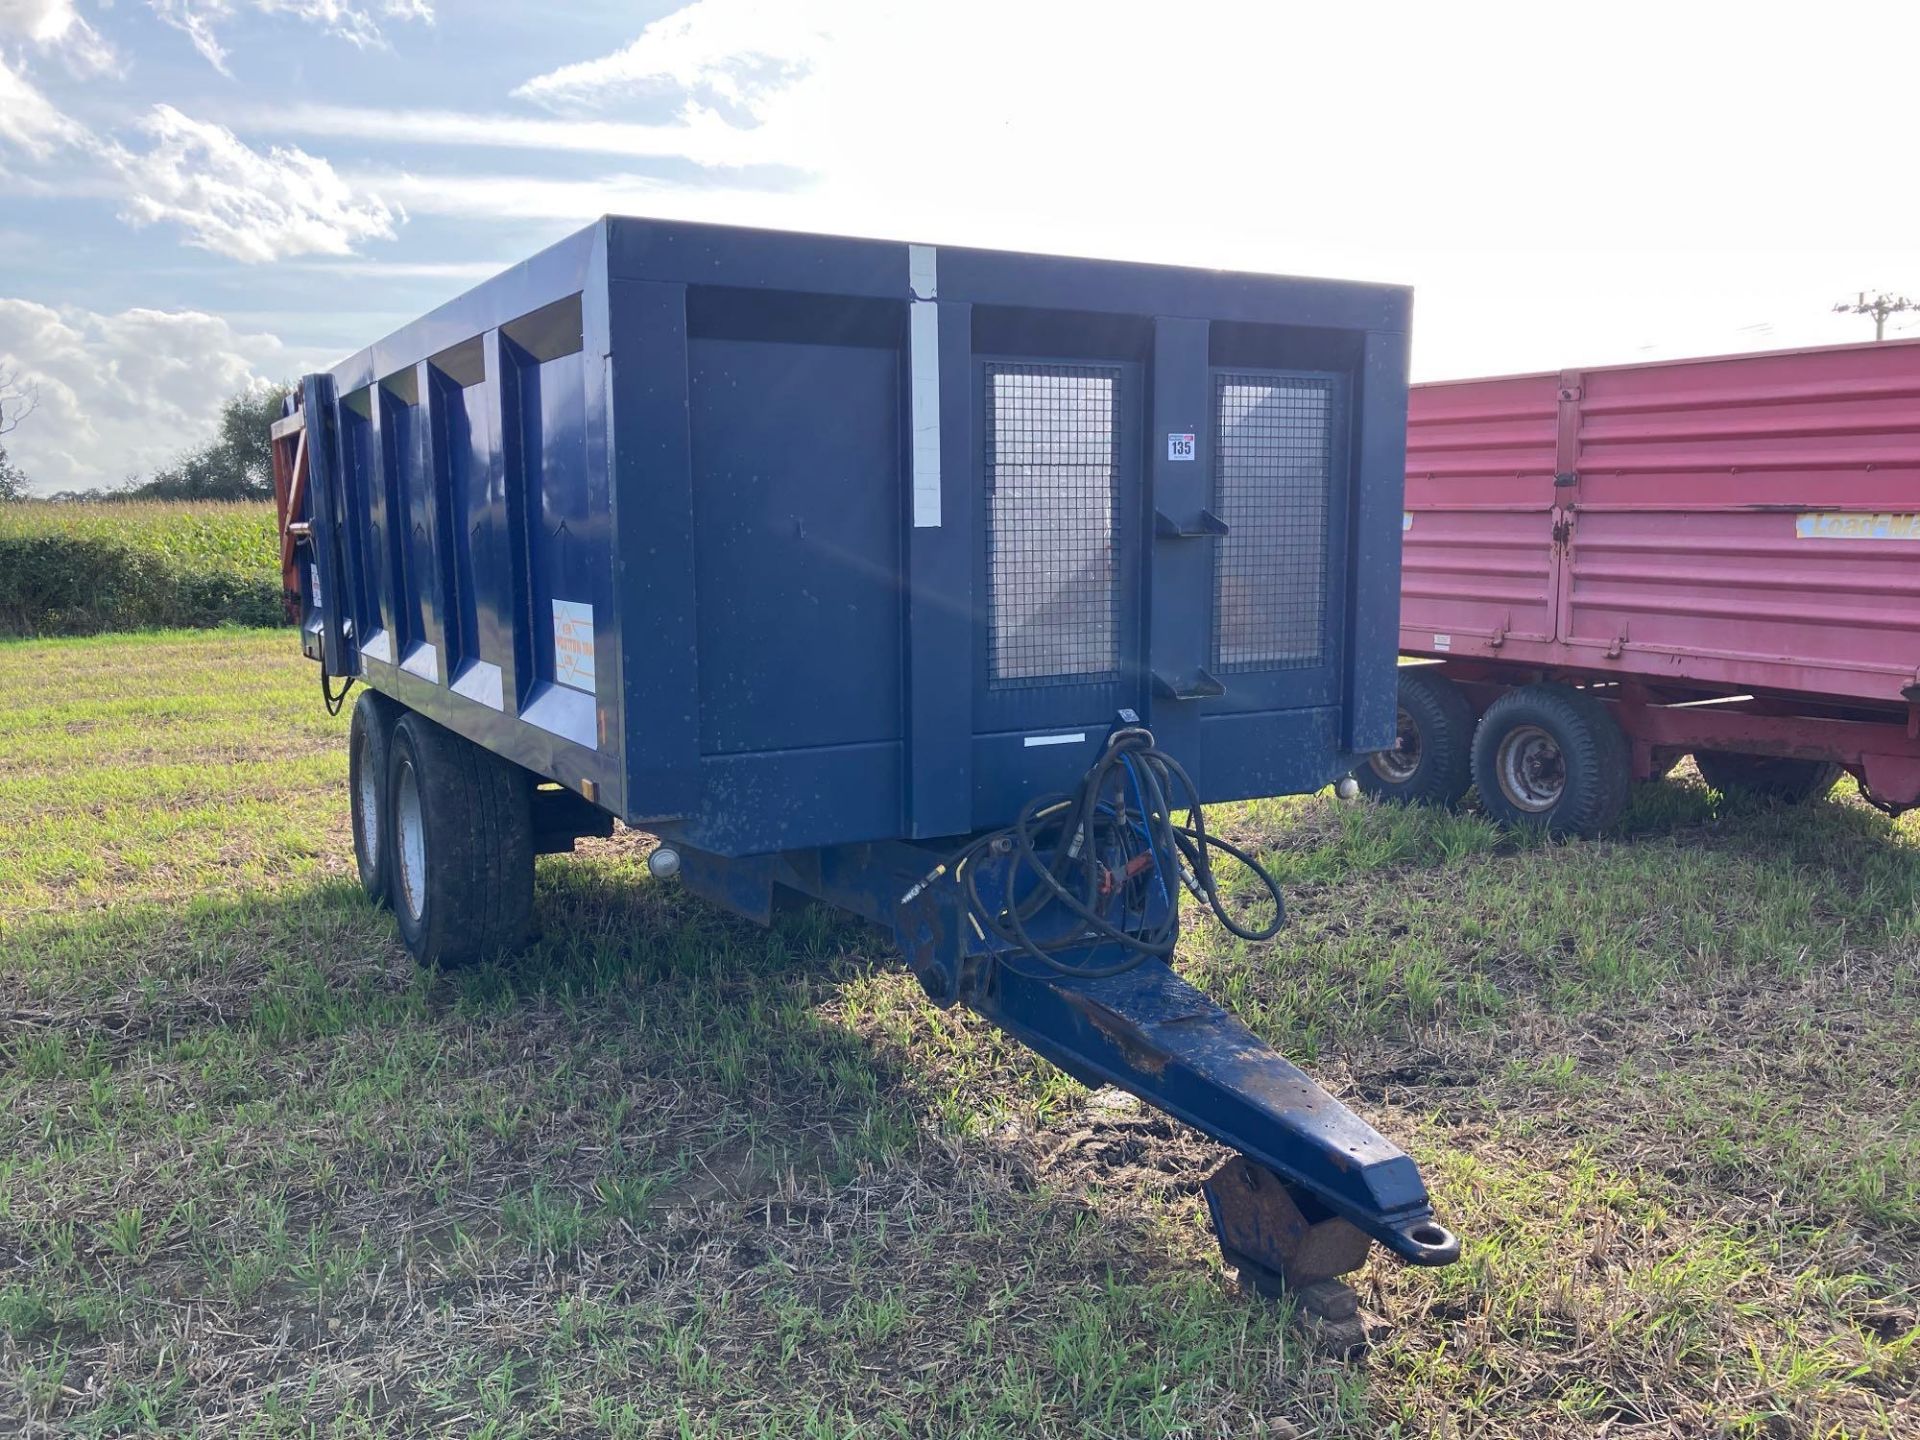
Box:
[1143,316,1211,760]
[904,297,976,840]
[431,368,476,672]
[333,226,600,396]
[607,280,700,821]
[384,380,444,678]
[607,219,909,304]
[299,374,352,676]
[665,744,902,854]
[1347,330,1411,753]
[687,334,904,755]
[940,245,1409,334]
[1193,706,1349,799]
[516,345,602,716]
[602,218,1409,334]
[349,394,402,660]
[482,329,530,715]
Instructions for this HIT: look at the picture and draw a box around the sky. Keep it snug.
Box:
[1,0,1917,494]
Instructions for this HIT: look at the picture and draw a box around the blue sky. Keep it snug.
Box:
[2,0,1916,493]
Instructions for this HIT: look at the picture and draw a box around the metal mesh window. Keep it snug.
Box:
[1212,374,1335,672]
[985,364,1119,685]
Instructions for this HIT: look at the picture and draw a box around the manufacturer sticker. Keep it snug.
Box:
[309,564,322,607]
[1432,633,1452,652]
[1794,511,1920,540]
[1167,432,1196,461]
[552,599,596,692]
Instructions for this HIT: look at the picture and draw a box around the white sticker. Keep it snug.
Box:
[1402,512,1414,532]
[1023,731,1087,748]
[1167,432,1196,461]
[1432,633,1452,652]
[552,599,596,692]
[1795,511,1920,540]
[309,564,322,608]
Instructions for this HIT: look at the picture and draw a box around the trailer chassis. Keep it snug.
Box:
[1439,662,1920,815]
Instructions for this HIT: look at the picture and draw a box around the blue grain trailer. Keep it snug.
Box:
[269,216,1455,1340]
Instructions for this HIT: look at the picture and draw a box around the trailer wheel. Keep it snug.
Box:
[1471,684,1629,836]
[386,712,534,967]
[1693,751,1842,805]
[1354,669,1475,808]
[348,689,399,907]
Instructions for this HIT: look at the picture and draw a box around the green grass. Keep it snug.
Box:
[1,629,1916,1437]
[0,501,283,636]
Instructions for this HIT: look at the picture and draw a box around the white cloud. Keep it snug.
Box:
[0,69,400,263]
[109,106,398,262]
[0,0,117,74]
[0,298,304,493]
[242,100,787,169]
[513,0,824,115]
[0,52,89,158]
[150,0,432,73]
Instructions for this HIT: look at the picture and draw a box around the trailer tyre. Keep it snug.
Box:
[348,689,399,907]
[386,713,534,968]
[1693,751,1842,805]
[1471,684,1629,837]
[1354,669,1476,808]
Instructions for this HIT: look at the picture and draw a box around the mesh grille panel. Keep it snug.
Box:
[986,364,1120,685]
[1213,374,1334,672]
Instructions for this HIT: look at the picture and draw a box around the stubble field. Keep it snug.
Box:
[1,628,1915,1437]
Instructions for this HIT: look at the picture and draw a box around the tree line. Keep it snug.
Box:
[0,372,291,504]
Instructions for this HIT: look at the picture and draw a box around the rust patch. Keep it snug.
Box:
[1062,988,1174,1076]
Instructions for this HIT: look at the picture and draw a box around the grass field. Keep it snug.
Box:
[1,629,1916,1438]
[0,502,281,636]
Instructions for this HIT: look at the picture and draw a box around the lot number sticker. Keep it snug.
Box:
[1167,432,1196,461]
[553,599,596,692]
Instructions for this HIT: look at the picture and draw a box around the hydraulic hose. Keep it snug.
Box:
[922,726,1286,979]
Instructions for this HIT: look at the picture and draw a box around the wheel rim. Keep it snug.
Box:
[393,755,427,924]
[1495,723,1566,812]
[1369,705,1422,783]
[355,737,381,872]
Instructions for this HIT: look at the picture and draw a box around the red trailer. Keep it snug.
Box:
[1361,339,1920,833]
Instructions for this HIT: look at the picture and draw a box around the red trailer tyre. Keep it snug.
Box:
[386,712,534,968]
[1355,669,1475,808]
[1693,751,1841,805]
[348,689,399,907]
[1471,684,1629,836]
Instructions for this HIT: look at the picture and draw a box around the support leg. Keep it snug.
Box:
[1203,1154,1378,1351]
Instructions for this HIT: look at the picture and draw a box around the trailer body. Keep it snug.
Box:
[1394,341,1920,815]
[273,217,1457,1332]
[287,217,1409,856]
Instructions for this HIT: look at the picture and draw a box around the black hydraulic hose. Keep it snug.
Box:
[320,662,355,718]
[928,727,1287,979]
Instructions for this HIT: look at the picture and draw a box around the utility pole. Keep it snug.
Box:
[1833,291,1917,342]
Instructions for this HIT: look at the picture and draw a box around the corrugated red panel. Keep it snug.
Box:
[1402,373,1561,651]
[1404,340,1920,707]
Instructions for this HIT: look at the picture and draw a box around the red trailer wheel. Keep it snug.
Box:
[1355,669,1475,809]
[1471,685,1629,837]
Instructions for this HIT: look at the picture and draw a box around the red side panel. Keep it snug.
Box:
[1405,341,1920,708]
[1402,374,1560,653]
